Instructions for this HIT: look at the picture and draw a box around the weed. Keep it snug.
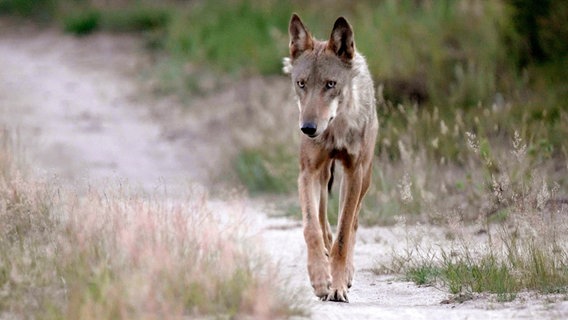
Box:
[406,264,440,286]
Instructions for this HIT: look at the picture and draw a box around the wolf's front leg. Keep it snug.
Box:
[304,227,331,298]
[299,170,331,299]
[326,167,363,303]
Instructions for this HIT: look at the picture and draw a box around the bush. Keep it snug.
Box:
[63,9,99,35]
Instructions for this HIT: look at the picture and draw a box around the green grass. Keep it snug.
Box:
[396,236,568,303]
[165,0,291,75]
[406,264,440,286]
[0,0,57,21]
[2,0,565,98]
[235,145,297,195]
[62,5,171,36]
[440,252,519,302]
[63,9,100,35]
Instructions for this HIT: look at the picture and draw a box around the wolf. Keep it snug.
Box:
[283,14,378,302]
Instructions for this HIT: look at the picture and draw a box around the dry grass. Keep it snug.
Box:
[0,129,303,319]
[383,130,568,302]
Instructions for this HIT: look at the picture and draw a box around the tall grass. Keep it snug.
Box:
[0,129,302,319]
[386,130,568,302]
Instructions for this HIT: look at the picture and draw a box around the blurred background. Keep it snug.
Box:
[1,0,567,224]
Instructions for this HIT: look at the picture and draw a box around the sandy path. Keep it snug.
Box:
[1,21,567,319]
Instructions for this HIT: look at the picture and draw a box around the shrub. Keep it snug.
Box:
[63,9,100,35]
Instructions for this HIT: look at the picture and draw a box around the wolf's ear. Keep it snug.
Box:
[289,13,313,60]
[327,17,355,63]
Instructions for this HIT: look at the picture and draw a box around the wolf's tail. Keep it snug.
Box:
[328,161,335,195]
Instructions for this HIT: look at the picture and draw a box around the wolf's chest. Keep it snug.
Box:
[319,120,362,157]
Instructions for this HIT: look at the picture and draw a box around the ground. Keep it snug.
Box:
[0,19,567,319]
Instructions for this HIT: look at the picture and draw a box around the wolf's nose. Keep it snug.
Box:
[301,123,317,136]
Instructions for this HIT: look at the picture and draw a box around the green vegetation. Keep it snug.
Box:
[62,6,170,36]
[0,0,57,21]
[235,146,297,195]
[2,1,565,103]
[392,219,568,302]
[164,1,291,75]
[0,130,302,319]
[62,9,99,35]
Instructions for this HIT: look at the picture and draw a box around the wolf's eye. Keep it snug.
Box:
[297,80,306,89]
[326,81,336,89]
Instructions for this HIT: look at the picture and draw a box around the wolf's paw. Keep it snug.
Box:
[312,278,331,299]
[325,264,349,302]
[308,258,331,299]
[325,286,349,303]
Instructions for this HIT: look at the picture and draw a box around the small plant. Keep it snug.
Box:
[406,264,440,286]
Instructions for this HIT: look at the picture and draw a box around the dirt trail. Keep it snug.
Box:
[1,21,566,319]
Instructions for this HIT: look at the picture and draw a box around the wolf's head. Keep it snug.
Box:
[284,13,356,138]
